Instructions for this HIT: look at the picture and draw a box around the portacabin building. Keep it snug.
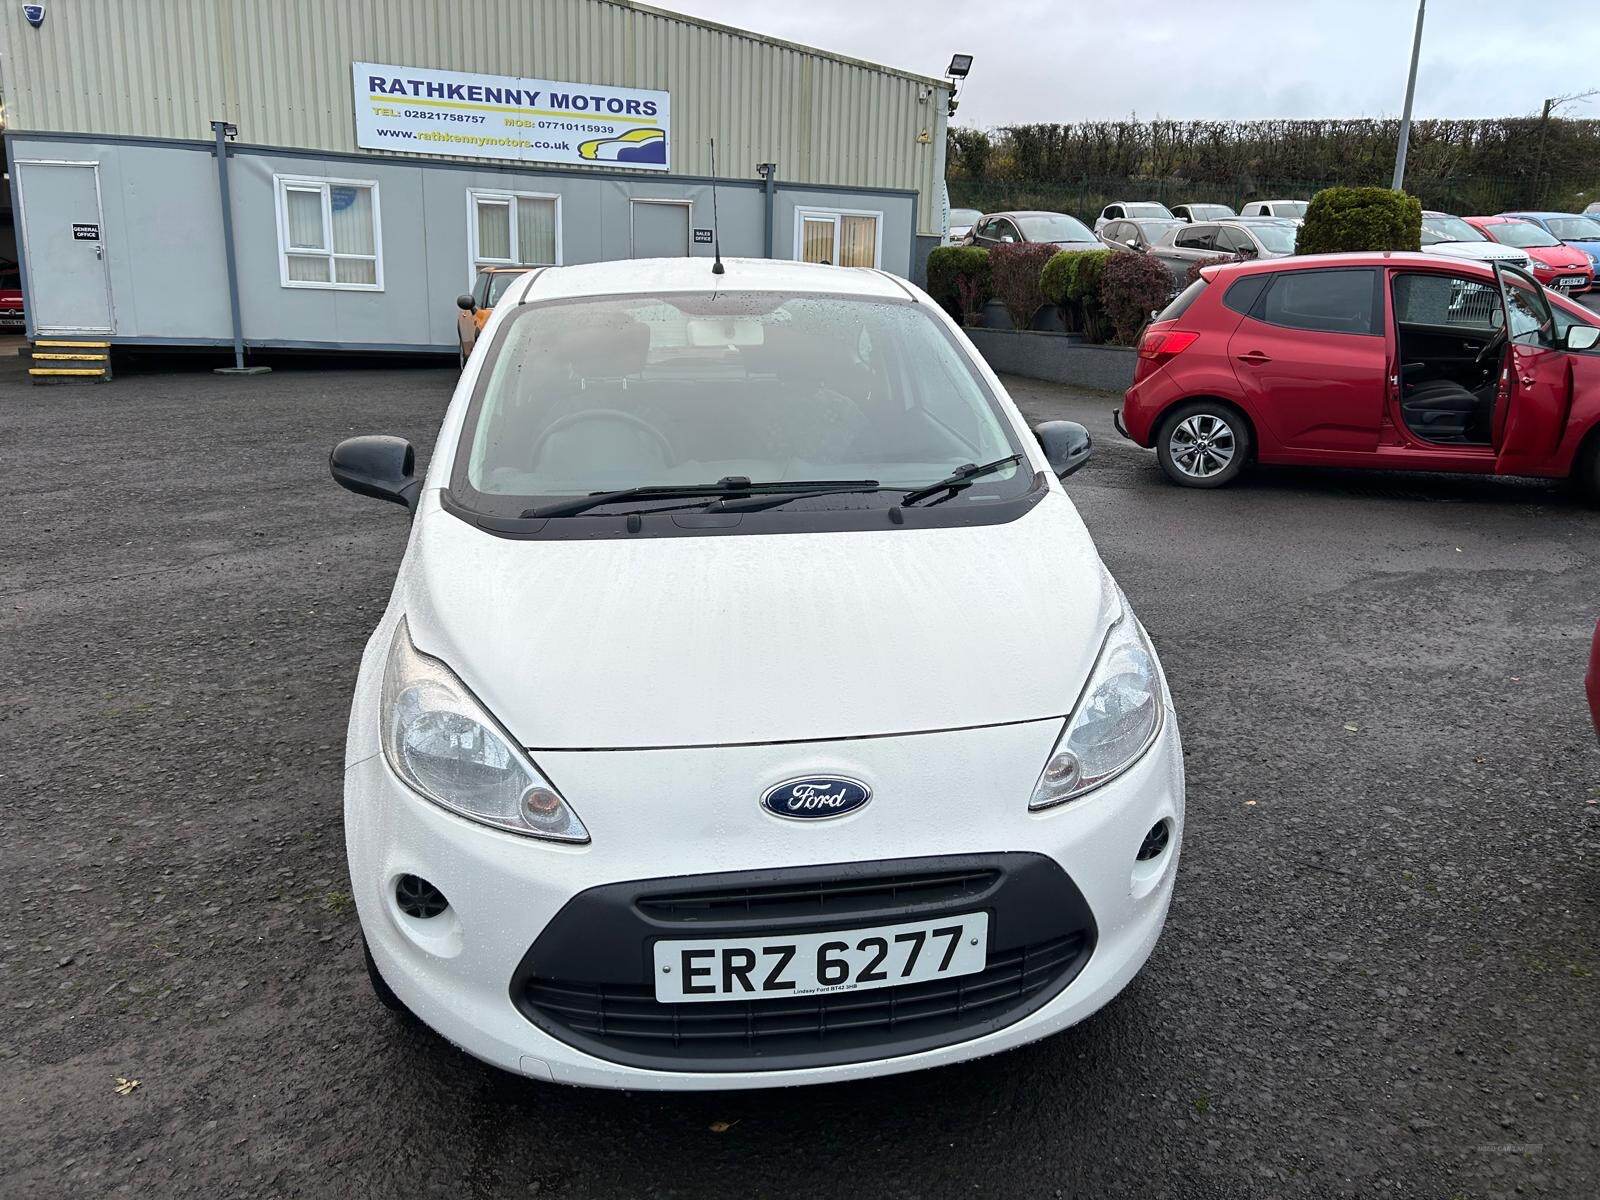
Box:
[2,0,953,357]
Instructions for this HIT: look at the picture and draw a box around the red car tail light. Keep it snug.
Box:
[1138,329,1199,363]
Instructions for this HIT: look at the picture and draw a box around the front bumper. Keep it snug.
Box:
[346,712,1184,1090]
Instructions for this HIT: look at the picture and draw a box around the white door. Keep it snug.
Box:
[16,161,114,334]
[630,200,691,258]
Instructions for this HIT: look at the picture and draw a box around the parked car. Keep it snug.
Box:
[1419,211,1529,269]
[1463,216,1593,293]
[455,267,529,364]
[1589,619,1600,738]
[1239,199,1308,219]
[1093,201,1176,233]
[1498,211,1600,280]
[329,255,1183,1090]
[1584,201,1600,217]
[947,207,983,244]
[1099,217,1186,254]
[1172,203,1236,223]
[1148,217,1298,283]
[0,260,23,331]
[1115,253,1600,493]
[969,210,1101,250]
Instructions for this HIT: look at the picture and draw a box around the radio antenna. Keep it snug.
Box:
[709,137,725,275]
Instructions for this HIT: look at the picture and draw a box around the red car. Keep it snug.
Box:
[1115,253,1600,495]
[0,260,24,332]
[1589,620,1600,738]
[1464,216,1593,293]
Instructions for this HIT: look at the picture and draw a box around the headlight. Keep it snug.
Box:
[379,618,589,843]
[1030,595,1163,810]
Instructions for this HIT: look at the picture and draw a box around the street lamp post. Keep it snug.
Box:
[1391,0,1427,191]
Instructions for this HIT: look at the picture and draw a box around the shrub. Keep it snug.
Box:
[925,246,992,323]
[989,242,1058,330]
[1042,248,1112,338]
[1185,254,1241,286]
[1099,252,1175,345]
[1296,186,1422,255]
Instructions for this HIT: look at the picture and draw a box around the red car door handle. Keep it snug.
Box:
[1236,351,1272,364]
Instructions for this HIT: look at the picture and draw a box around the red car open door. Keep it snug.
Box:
[1492,264,1573,476]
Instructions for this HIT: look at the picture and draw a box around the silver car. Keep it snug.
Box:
[1150,217,1299,283]
[1099,217,1186,254]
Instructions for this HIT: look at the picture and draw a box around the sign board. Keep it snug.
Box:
[692,228,715,245]
[72,223,100,241]
[353,61,670,171]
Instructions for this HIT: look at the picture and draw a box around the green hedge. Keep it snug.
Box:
[1042,249,1112,338]
[925,246,992,322]
[1296,186,1422,254]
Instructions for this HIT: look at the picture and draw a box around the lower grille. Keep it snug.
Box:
[526,931,1086,1055]
[511,853,1097,1072]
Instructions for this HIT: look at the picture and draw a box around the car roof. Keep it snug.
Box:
[1201,250,1504,282]
[1219,216,1295,224]
[514,256,913,305]
[1501,210,1580,219]
[989,210,1075,219]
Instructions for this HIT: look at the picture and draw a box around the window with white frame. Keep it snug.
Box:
[469,190,560,279]
[274,176,382,290]
[794,207,882,268]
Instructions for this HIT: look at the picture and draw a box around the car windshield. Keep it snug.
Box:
[0,269,19,289]
[949,209,982,226]
[1249,223,1298,253]
[485,272,526,305]
[1489,221,1560,249]
[453,291,1027,515]
[1125,203,1174,219]
[1271,201,1308,218]
[1017,213,1097,242]
[1545,216,1600,240]
[1421,216,1486,244]
[1133,219,1184,238]
[1188,205,1233,219]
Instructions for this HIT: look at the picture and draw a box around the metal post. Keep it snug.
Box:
[757,162,777,258]
[211,120,269,375]
[1390,0,1426,191]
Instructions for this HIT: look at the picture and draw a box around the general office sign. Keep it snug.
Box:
[353,61,671,171]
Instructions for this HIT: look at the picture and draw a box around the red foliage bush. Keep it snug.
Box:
[989,242,1058,330]
[1099,252,1176,344]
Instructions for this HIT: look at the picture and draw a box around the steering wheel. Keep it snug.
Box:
[1474,325,1507,369]
[528,409,675,469]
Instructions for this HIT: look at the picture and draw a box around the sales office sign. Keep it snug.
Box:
[353,61,670,171]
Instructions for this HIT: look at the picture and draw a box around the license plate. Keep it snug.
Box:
[653,912,989,1003]
[1559,276,1585,288]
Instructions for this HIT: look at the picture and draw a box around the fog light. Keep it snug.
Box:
[395,874,449,919]
[1136,820,1170,862]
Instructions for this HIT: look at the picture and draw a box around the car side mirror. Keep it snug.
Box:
[1235,244,1257,258]
[1565,324,1600,351]
[456,294,476,312]
[330,435,420,512]
[1034,421,1093,478]
[1126,238,1140,248]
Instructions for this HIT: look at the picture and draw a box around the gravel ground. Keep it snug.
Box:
[3,357,1598,1199]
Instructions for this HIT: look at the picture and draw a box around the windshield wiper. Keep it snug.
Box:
[521,477,879,519]
[710,485,883,514]
[897,454,1024,508]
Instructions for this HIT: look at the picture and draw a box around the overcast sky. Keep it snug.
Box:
[655,1,1600,127]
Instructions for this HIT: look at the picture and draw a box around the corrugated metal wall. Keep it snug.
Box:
[1,0,949,232]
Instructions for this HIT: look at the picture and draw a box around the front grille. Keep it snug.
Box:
[636,868,1000,923]
[511,853,1098,1072]
[525,931,1087,1059]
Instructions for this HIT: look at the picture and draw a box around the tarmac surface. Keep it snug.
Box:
[3,357,1597,1198]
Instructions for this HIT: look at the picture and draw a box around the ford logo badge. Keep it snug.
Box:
[761,776,871,821]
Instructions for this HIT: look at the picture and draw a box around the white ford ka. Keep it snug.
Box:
[332,256,1183,1090]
